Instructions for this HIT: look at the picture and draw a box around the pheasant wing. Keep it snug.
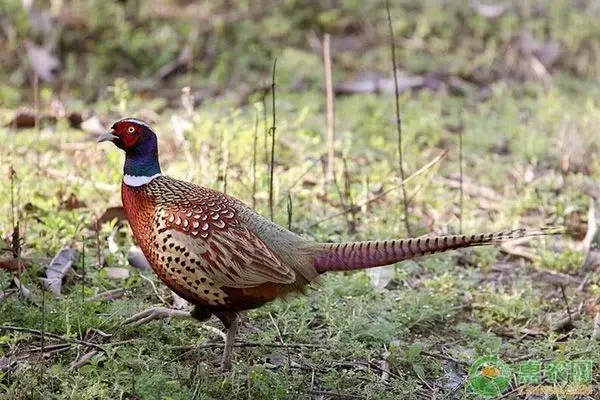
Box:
[158,205,296,289]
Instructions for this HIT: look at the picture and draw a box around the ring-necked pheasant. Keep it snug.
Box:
[99,118,558,370]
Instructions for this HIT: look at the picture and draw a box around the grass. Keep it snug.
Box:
[1,0,600,399]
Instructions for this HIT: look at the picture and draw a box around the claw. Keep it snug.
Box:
[122,307,191,327]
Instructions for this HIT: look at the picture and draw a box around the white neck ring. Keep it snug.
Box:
[123,173,161,187]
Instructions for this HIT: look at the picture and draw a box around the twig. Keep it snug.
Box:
[12,277,32,300]
[169,342,324,350]
[139,274,169,306]
[95,225,102,268]
[378,354,390,383]
[102,339,140,347]
[421,350,468,366]
[8,167,24,298]
[9,166,16,243]
[269,312,290,367]
[308,390,365,400]
[330,158,357,233]
[495,386,522,400]
[287,193,293,231]
[81,236,86,303]
[331,171,351,226]
[34,73,40,170]
[500,238,539,262]
[268,58,277,221]
[369,357,401,382]
[578,272,592,292]
[88,288,126,302]
[69,350,98,371]
[342,158,358,232]
[386,0,411,236]
[25,343,71,354]
[221,131,229,194]
[560,286,573,327]
[262,92,269,167]
[0,325,105,351]
[309,151,447,228]
[9,160,15,232]
[252,109,259,210]
[323,33,335,185]
[459,115,464,234]
[39,288,46,384]
[200,324,227,341]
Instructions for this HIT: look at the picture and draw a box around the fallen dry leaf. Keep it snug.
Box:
[366,266,394,292]
[42,246,78,295]
[593,312,600,340]
[107,226,121,254]
[581,198,600,273]
[91,206,127,230]
[5,109,35,128]
[0,257,33,271]
[128,245,151,270]
[58,192,87,210]
[500,237,538,262]
[4,108,57,129]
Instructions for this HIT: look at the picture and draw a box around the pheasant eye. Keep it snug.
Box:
[127,126,135,134]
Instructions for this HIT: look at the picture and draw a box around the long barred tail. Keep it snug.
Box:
[312,227,563,274]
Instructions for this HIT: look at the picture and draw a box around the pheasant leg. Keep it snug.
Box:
[122,307,190,327]
[215,311,239,370]
[124,306,227,340]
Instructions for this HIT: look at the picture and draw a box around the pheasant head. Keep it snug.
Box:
[98,118,162,186]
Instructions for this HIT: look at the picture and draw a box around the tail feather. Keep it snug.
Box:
[312,227,562,274]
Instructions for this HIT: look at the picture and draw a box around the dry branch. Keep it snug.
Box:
[386,0,411,235]
[323,33,335,185]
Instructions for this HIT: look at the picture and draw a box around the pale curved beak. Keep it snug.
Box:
[97,129,118,143]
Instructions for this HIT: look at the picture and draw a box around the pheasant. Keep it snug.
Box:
[98,118,558,370]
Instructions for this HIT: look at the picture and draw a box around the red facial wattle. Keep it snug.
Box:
[122,131,139,147]
[118,123,141,147]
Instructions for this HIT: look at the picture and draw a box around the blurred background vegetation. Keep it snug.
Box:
[3,0,600,105]
[1,1,600,399]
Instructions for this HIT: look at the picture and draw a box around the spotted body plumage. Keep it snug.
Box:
[122,176,301,313]
[99,117,561,370]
